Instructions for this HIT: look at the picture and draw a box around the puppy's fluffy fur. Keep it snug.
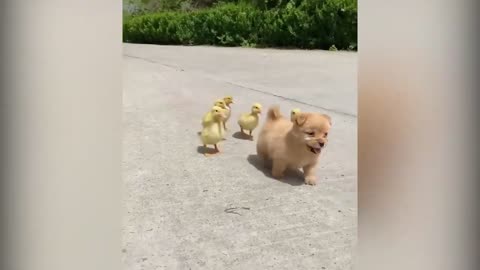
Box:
[256,105,332,185]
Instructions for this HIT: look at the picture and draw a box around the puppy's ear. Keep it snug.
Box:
[295,113,308,126]
[322,114,332,126]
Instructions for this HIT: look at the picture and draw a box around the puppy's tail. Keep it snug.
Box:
[266,105,282,122]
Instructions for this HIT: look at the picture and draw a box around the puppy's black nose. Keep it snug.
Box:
[319,142,325,147]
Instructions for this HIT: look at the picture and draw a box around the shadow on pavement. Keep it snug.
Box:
[232,131,253,140]
[246,154,304,186]
[196,146,219,155]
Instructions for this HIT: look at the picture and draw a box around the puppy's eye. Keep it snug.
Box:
[325,132,328,137]
[305,131,315,136]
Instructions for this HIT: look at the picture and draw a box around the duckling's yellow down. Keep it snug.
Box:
[290,108,301,122]
[202,99,228,128]
[238,103,262,132]
[222,96,234,129]
[200,106,225,145]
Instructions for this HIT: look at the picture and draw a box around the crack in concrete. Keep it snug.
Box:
[224,207,251,216]
[124,54,356,118]
[124,54,184,71]
[208,78,357,118]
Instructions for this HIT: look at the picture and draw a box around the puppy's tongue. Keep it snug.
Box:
[308,146,321,154]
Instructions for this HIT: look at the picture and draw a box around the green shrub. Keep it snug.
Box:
[123,0,357,50]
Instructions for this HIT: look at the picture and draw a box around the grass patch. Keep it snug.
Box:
[123,0,357,50]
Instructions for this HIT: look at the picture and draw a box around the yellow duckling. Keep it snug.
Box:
[238,103,262,139]
[200,106,226,156]
[290,108,301,122]
[222,96,234,130]
[202,99,228,128]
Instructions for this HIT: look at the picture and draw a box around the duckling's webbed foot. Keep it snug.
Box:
[204,144,220,157]
[249,130,254,140]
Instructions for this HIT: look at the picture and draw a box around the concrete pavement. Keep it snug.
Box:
[122,44,357,270]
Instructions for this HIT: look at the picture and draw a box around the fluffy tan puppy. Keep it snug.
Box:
[256,105,332,185]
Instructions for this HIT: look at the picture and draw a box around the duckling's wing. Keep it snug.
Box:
[200,125,214,144]
[241,112,251,119]
[238,113,250,126]
[201,122,223,144]
[202,111,213,126]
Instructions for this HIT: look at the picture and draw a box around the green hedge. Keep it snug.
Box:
[123,0,357,50]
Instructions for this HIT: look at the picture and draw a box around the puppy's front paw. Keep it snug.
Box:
[305,176,317,185]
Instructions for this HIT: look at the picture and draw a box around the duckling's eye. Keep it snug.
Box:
[215,110,219,112]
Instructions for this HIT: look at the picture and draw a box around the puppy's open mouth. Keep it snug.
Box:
[307,145,322,154]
